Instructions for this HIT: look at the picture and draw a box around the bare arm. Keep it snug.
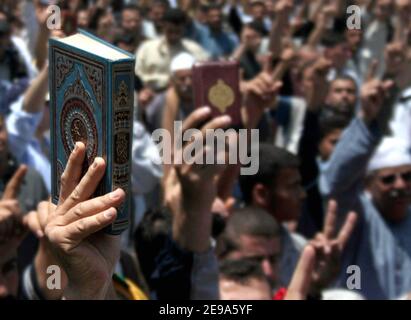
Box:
[22,64,48,114]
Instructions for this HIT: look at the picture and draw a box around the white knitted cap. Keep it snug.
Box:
[367,137,411,173]
[170,52,196,73]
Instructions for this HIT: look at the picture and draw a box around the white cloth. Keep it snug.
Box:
[6,96,51,192]
[367,137,411,173]
[390,87,411,146]
[170,52,196,73]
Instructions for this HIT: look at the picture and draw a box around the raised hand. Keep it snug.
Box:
[360,77,394,125]
[44,142,125,299]
[286,200,357,299]
[164,107,237,252]
[384,41,411,90]
[284,245,316,300]
[309,200,357,293]
[0,165,27,244]
[2,165,27,200]
[24,201,68,299]
[274,0,294,28]
[303,57,333,111]
[242,54,283,129]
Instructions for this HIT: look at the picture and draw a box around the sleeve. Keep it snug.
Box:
[148,234,220,300]
[6,96,43,162]
[323,118,381,197]
[19,264,46,300]
[131,121,163,195]
[284,97,307,155]
[149,235,193,300]
[190,241,220,300]
[298,109,321,186]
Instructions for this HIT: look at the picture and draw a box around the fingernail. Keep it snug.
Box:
[109,189,122,200]
[200,106,211,114]
[92,158,98,169]
[104,208,116,219]
[74,143,79,152]
[221,115,232,123]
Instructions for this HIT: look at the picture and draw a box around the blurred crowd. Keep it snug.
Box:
[2,0,411,301]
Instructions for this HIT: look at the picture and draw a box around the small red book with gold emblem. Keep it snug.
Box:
[192,61,242,127]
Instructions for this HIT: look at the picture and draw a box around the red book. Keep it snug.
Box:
[192,61,242,127]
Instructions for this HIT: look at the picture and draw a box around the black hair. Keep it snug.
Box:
[204,3,223,13]
[219,258,268,285]
[321,31,346,48]
[134,207,172,283]
[113,31,136,46]
[162,8,187,25]
[239,144,300,204]
[122,4,142,15]
[216,206,280,259]
[319,109,351,140]
[152,0,170,8]
[244,20,266,37]
[332,74,357,87]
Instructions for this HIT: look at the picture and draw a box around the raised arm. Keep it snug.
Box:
[22,63,48,114]
[325,78,396,196]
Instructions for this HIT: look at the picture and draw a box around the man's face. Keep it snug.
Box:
[267,167,306,222]
[242,26,262,52]
[219,277,272,300]
[345,29,363,54]
[325,44,351,70]
[226,235,280,286]
[326,79,357,115]
[173,69,193,100]
[207,8,222,31]
[150,4,167,26]
[375,0,394,21]
[121,9,141,33]
[0,248,18,300]
[250,3,266,21]
[77,10,90,29]
[164,22,184,45]
[368,164,411,222]
[319,129,343,162]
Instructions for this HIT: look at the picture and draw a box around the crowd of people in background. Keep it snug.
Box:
[2,0,411,300]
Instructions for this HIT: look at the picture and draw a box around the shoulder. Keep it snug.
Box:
[136,38,162,54]
[280,226,307,252]
[181,39,209,59]
[182,38,205,51]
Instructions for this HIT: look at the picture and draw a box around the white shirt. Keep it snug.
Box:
[390,87,411,147]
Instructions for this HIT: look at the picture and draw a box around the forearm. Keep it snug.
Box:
[268,20,286,60]
[362,80,400,135]
[173,182,214,253]
[230,43,246,62]
[325,118,381,196]
[23,64,48,114]
[34,25,49,71]
[173,205,212,253]
[34,242,67,300]
[306,23,327,49]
